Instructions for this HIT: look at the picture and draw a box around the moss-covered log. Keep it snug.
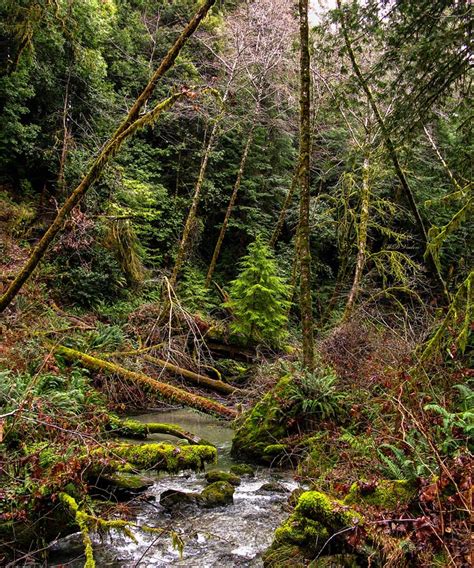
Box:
[108,416,213,446]
[54,345,238,419]
[107,442,217,472]
[142,354,239,395]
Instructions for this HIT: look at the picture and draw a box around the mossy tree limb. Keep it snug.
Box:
[0,0,217,313]
[54,345,238,419]
[59,492,166,568]
[344,148,371,320]
[108,416,213,446]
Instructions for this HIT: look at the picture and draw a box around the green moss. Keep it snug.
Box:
[205,470,241,486]
[108,416,148,439]
[100,472,153,492]
[344,480,416,510]
[231,375,294,461]
[230,463,255,477]
[263,444,287,456]
[199,481,235,508]
[108,443,217,473]
[268,490,363,560]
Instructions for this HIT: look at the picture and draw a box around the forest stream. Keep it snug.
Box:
[49,410,299,568]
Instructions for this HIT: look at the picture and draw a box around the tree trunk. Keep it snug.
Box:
[0,0,216,314]
[270,168,299,248]
[205,120,256,287]
[54,345,237,419]
[337,0,448,301]
[298,0,315,371]
[344,152,370,320]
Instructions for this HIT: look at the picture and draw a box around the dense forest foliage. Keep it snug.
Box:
[0,0,472,566]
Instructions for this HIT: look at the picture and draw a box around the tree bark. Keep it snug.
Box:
[205,119,256,287]
[0,0,216,313]
[337,0,448,301]
[55,345,237,419]
[298,0,315,371]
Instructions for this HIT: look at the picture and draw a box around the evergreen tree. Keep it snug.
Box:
[224,236,290,346]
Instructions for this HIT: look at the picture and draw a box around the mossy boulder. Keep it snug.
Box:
[344,479,416,510]
[200,481,235,508]
[232,375,294,462]
[107,443,217,473]
[96,472,153,499]
[230,463,255,477]
[265,491,364,564]
[160,489,200,510]
[205,470,241,486]
[258,481,289,494]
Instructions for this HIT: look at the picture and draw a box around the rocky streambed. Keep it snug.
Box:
[49,409,299,567]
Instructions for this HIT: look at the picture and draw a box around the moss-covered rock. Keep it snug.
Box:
[344,480,416,510]
[205,470,241,486]
[107,443,217,473]
[231,375,294,462]
[96,472,153,499]
[230,463,255,477]
[160,489,200,509]
[265,490,364,564]
[258,482,289,494]
[199,481,235,508]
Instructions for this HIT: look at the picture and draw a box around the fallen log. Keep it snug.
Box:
[54,345,238,419]
[142,354,239,395]
[108,416,212,446]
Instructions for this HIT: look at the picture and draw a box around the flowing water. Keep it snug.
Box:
[50,409,298,568]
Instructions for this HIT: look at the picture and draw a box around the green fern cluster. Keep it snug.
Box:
[0,368,103,417]
[424,383,474,454]
[288,366,347,421]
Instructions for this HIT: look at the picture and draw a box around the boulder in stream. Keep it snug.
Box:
[160,480,235,511]
[160,489,200,510]
[205,469,241,486]
[230,463,255,477]
[258,481,290,494]
[199,481,235,508]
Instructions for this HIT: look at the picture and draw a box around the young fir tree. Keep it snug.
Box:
[224,236,290,346]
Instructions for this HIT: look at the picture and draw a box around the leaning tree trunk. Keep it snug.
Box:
[205,119,256,287]
[344,151,371,320]
[170,120,220,288]
[0,0,216,314]
[170,56,241,288]
[337,0,448,301]
[298,0,315,371]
